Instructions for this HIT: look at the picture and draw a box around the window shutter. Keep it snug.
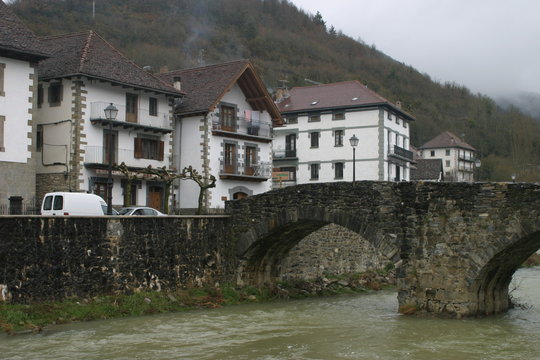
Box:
[158,141,164,161]
[134,138,142,159]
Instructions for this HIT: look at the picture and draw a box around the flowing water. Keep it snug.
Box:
[2,267,540,360]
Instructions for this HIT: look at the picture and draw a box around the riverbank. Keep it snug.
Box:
[0,270,395,335]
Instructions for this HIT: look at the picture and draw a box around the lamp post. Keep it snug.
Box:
[474,158,481,182]
[104,103,118,215]
[349,134,359,182]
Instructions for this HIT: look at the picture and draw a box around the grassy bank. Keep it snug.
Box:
[0,270,394,335]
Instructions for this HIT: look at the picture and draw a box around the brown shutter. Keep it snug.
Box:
[134,137,142,159]
[158,141,164,161]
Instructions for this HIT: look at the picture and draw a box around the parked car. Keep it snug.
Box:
[118,206,166,216]
[41,192,111,216]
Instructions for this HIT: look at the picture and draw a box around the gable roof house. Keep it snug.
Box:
[418,131,477,182]
[0,2,49,214]
[274,80,415,185]
[159,60,282,212]
[35,31,182,212]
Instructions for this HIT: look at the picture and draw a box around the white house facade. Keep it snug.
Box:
[0,2,48,214]
[418,131,477,182]
[35,31,181,211]
[160,60,282,212]
[274,81,414,186]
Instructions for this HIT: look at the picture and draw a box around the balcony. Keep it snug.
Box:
[388,145,414,162]
[458,165,474,173]
[458,154,475,162]
[212,115,272,142]
[219,160,272,182]
[83,146,168,169]
[273,148,297,160]
[90,102,172,134]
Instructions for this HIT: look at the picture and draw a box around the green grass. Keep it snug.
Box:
[0,271,395,335]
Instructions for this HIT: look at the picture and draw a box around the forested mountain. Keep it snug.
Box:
[9,0,540,181]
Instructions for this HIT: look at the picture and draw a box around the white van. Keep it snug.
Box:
[41,192,109,216]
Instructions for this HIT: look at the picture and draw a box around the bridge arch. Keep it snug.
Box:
[227,181,540,317]
[233,206,401,286]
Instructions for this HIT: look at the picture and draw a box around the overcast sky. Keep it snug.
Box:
[290,0,540,97]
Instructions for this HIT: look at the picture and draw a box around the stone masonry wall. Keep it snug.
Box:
[0,216,235,303]
[279,223,391,280]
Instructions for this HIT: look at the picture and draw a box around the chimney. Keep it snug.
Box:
[275,79,290,102]
[159,65,169,74]
[396,101,402,109]
[173,76,182,91]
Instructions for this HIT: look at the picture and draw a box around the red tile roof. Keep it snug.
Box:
[38,31,182,96]
[0,2,49,61]
[420,131,476,151]
[277,80,415,121]
[159,60,282,124]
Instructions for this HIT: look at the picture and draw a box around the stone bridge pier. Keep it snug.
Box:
[226,181,540,318]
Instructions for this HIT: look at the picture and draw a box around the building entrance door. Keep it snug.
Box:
[148,185,163,211]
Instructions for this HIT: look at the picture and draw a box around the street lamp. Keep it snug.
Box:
[104,103,118,215]
[474,158,481,182]
[349,134,359,182]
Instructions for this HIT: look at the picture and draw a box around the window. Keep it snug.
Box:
[36,125,43,152]
[37,84,43,108]
[310,163,319,180]
[134,136,164,160]
[446,160,451,167]
[126,93,138,123]
[308,113,320,122]
[224,142,237,173]
[334,162,344,179]
[310,132,319,148]
[149,97,158,116]
[334,130,344,147]
[333,112,345,120]
[430,150,435,157]
[286,116,298,124]
[104,130,117,164]
[285,134,296,157]
[0,63,4,96]
[396,117,400,125]
[245,146,257,175]
[387,112,392,120]
[48,82,63,107]
[403,120,407,128]
[0,115,4,152]
[445,149,450,156]
[220,104,236,131]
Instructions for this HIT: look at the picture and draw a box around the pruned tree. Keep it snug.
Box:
[179,166,216,215]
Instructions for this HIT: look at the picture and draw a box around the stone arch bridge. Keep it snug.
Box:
[226,181,540,318]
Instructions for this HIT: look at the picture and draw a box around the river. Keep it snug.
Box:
[1,267,540,360]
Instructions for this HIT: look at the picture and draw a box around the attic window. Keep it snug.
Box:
[284,104,290,108]
[352,97,359,101]
[311,101,319,105]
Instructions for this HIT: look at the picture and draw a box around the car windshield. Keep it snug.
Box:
[118,208,135,215]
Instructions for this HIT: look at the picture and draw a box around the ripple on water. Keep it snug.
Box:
[2,269,540,359]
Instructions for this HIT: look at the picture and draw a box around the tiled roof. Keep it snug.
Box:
[0,2,49,60]
[411,159,443,181]
[159,60,282,123]
[277,80,415,121]
[419,131,476,151]
[38,31,182,96]
[159,60,248,115]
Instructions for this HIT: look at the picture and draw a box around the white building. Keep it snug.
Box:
[159,60,283,212]
[418,131,477,182]
[0,3,49,214]
[274,80,414,186]
[35,31,182,211]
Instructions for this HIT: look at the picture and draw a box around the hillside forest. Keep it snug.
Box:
[9,0,540,181]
